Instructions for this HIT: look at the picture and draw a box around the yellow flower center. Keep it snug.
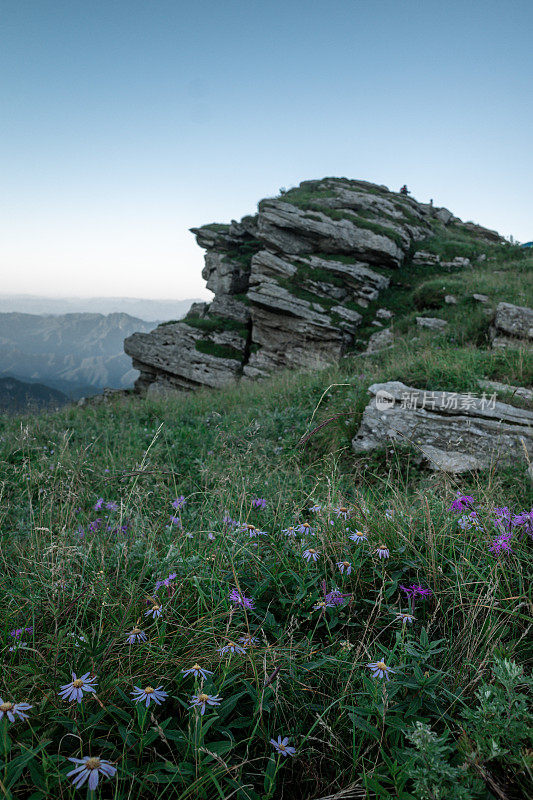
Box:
[339,507,348,513]
[192,663,202,670]
[198,693,209,702]
[302,522,310,528]
[378,545,386,550]
[131,628,141,635]
[343,561,350,567]
[307,548,317,554]
[0,702,13,712]
[375,661,387,670]
[246,524,255,530]
[72,679,83,688]
[278,742,286,751]
[144,686,154,694]
[85,757,101,770]
[152,604,160,611]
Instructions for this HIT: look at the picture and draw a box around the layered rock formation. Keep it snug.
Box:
[124,178,502,394]
[352,381,533,472]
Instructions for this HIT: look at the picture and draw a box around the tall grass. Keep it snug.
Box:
[0,339,531,798]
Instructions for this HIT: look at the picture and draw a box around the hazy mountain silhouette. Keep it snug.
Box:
[0,311,160,399]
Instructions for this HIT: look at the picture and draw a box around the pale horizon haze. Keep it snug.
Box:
[1,0,532,302]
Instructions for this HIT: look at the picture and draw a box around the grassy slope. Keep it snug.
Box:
[0,238,532,799]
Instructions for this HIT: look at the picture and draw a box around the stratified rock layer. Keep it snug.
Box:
[352,381,533,473]
[124,177,502,394]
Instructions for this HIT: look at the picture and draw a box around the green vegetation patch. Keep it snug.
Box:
[194,339,243,360]
[185,314,248,338]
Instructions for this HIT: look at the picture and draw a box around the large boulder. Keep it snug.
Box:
[491,302,533,349]
[352,381,533,472]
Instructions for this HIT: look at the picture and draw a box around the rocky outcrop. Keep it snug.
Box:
[352,381,533,472]
[416,316,448,331]
[491,302,533,350]
[124,177,504,395]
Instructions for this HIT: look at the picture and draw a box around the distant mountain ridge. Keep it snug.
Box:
[0,376,67,411]
[0,311,158,399]
[0,295,202,321]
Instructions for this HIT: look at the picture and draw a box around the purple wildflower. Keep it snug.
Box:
[222,515,239,527]
[105,501,118,511]
[169,516,182,526]
[325,588,350,607]
[0,699,32,722]
[88,518,102,532]
[154,573,178,593]
[512,509,533,535]
[10,627,33,639]
[67,756,116,791]
[489,532,513,554]
[229,588,255,610]
[189,692,222,715]
[8,641,29,653]
[94,498,104,511]
[131,685,168,707]
[309,504,322,512]
[251,498,267,509]
[400,584,432,599]
[450,492,475,512]
[302,548,320,562]
[375,544,390,559]
[172,496,186,510]
[270,735,296,756]
[58,672,98,703]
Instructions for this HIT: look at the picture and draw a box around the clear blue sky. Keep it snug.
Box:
[1,0,532,300]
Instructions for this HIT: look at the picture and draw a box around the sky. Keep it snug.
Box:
[1,0,532,301]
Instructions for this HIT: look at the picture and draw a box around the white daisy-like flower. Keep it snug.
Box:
[367,660,395,680]
[189,692,222,715]
[217,641,246,655]
[67,756,117,790]
[181,663,213,680]
[0,699,32,722]
[131,685,168,707]
[375,544,390,559]
[348,530,368,543]
[270,735,296,756]
[144,603,163,619]
[58,672,98,703]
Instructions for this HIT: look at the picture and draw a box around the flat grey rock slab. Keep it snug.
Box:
[352,380,533,472]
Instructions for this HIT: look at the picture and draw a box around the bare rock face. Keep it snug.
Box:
[365,328,394,354]
[352,381,533,472]
[416,316,448,331]
[124,177,504,394]
[491,302,533,350]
